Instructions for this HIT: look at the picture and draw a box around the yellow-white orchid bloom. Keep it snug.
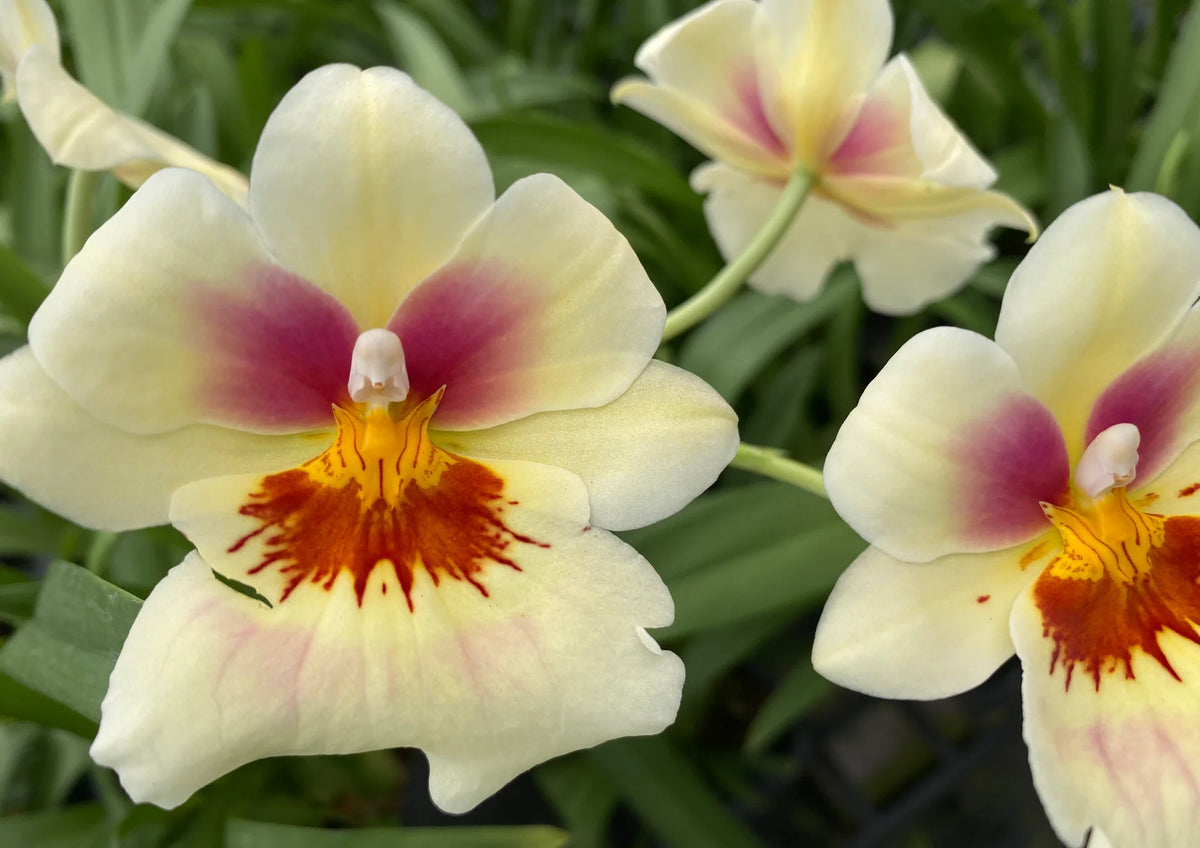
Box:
[814,189,1200,848]
[1,0,247,203]
[612,0,1037,314]
[0,65,739,813]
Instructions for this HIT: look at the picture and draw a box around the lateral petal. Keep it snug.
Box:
[29,168,359,435]
[825,327,1070,562]
[389,174,664,430]
[442,361,738,531]
[0,347,327,531]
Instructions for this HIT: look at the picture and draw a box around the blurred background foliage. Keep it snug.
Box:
[0,0,1195,845]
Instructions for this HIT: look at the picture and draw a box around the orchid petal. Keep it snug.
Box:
[829,55,997,187]
[692,162,856,302]
[825,327,1070,562]
[814,539,1053,699]
[0,347,326,531]
[1012,582,1200,848]
[755,0,893,165]
[15,46,247,203]
[851,214,1001,315]
[0,0,57,102]
[249,65,494,329]
[30,168,360,435]
[1084,304,1200,487]
[389,174,664,430]
[441,361,738,531]
[995,190,1200,460]
[102,458,682,812]
[611,0,789,176]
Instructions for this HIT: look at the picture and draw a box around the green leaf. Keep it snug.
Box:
[677,272,856,403]
[0,562,141,722]
[0,582,38,626]
[743,654,833,754]
[621,482,842,583]
[0,245,49,326]
[376,2,478,119]
[1128,0,1200,190]
[662,520,865,641]
[589,737,763,848]
[0,804,106,848]
[62,0,123,104]
[125,0,195,115]
[0,671,97,737]
[226,820,569,848]
[469,113,696,207]
[533,756,617,848]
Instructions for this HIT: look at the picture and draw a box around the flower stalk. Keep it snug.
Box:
[61,168,99,264]
[731,441,826,499]
[661,167,813,342]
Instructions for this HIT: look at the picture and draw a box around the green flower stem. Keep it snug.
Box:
[731,442,827,499]
[661,167,814,342]
[61,169,100,265]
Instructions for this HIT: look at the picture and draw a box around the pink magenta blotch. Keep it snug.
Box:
[1086,347,1200,486]
[191,265,360,430]
[388,263,537,430]
[730,65,788,159]
[827,100,903,176]
[953,393,1071,546]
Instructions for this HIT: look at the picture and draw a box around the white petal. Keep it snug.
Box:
[829,55,996,187]
[0,347,327,530]
[612,0,790,176]
[755,0,893,165]
[249,65,494,329]
[692,162,856,301]
[441,361,738,531]
[852,214,998,315]
[995,190,1200,459]
[30,168,359,435]
[1012,580,1200,848]
[99,459,682,813]
[388,174,664,430]
[0,0,57,102]
[825,327,1069,562]
[15,47,247,203]
[813,539,1052,699]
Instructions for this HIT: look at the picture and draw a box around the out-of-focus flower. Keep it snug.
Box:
[813,189,1200,847]
[0,0,56,102]
[0,0,247,202]
[0,64,738,813]
[612,0,1036,314]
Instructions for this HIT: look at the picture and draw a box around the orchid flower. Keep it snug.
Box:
[0,64,739,813]
[0,0,247,203]
[612,0,1037,315]
[813,189,1200,848]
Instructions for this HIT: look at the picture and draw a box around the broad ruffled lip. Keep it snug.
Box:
[815,189,1200,848]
